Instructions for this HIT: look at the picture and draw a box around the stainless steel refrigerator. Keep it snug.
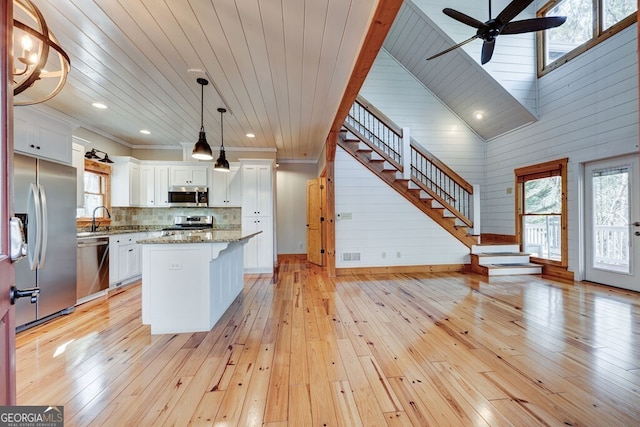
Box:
[14,153,77,331]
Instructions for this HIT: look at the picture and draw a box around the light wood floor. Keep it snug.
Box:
[16,259,640,426]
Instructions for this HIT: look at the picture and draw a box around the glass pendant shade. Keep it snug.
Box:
[192,78,213,160]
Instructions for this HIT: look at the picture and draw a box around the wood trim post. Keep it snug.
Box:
[402,127,411,179]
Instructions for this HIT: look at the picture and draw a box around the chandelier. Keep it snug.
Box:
[12,0,70,106]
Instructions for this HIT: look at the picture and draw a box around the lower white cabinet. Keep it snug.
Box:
[109,233,144,287]
[242,216,273,273]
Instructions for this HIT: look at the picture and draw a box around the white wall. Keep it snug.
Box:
[276,162,318,254]
[410,0,538,113]
[360,49,486,186]
[483,24,639,274]
[335,146,470,267]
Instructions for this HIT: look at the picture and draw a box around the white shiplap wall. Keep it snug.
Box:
[360,49,486,186]
[335,147,470,268]
[483,24,639,274]
[410,0,538,113]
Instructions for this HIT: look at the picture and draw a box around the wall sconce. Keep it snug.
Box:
[13,0,71,106]
[85,149,114,164]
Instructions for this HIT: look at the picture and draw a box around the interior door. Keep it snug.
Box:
[307,178,324,265]
[1,0,17,404]
[584,154,640,291]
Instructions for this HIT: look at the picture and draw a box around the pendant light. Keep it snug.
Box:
[192,78,213,160]
[214,107,230,172]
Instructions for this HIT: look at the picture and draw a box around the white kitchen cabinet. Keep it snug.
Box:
[111,157,140,207]
[134,164,170,207]
[241,160,274,273]
[241,162,272,216]
[242,216,273,273]
[170,164,208,186]
[109,233,143,287]
[71,141,85,207]
[210,163,241,206]
[154,166,170,206]
[14,108,73,164]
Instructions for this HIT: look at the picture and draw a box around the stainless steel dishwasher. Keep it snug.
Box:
[77,236,110,302]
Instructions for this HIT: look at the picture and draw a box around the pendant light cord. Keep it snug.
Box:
[220,109,224,149]
[200,82,205,132]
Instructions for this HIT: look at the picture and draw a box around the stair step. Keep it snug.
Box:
[484,263,542,276]
[472,244,520,254]
[475,253,532,265]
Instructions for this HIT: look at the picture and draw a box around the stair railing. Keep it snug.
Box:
[344,95,476,229]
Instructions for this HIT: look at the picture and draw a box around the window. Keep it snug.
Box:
[77,159,111,228]
[537,0,637,75]
[515,159,568,266]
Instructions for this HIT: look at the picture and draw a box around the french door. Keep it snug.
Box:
[584,155,640,291]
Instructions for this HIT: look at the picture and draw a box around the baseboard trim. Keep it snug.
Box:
[541,264,575,282]
[336,264,465,276]
[277,254,307,262]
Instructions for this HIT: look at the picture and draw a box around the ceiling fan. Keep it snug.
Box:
[426,0,567,64]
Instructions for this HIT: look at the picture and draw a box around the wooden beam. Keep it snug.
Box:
[325,0,404,163]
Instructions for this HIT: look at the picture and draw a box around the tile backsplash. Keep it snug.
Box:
[110,207,241,229]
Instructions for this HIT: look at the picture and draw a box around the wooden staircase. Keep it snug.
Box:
[338,130,478,248]
[470,244,542,276]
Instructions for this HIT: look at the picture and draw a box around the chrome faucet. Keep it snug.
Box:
[91,206,111,232]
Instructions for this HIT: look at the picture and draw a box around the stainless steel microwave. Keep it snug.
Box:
[167,186,209,207]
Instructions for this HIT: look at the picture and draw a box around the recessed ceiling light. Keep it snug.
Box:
[92,102,108,109]
[140,129,151,135]
[246,133,255,138]
[474,111,484,120]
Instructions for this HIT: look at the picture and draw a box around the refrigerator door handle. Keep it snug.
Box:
[27,183,42,270]
[38,184,48,268]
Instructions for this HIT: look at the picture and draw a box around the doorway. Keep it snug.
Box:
[584,155,640,291]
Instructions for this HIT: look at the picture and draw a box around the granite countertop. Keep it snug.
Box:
[77,225,240,239]
[137,229,261,244]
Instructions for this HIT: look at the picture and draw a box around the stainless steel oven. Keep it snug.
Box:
[167,186,209,207]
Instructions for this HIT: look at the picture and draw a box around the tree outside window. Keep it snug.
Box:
[538,0,637,74]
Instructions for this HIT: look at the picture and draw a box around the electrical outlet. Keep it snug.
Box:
[169,263,182,270]
[381,252,386,259]
[506,187,513,194]
[396,252,401,258]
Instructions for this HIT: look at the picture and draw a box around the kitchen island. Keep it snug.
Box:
[138,230,260,334]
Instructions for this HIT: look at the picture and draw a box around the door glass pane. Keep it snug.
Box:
[523,176,562,261]
[523,215,562,261]
[591,166,630,273]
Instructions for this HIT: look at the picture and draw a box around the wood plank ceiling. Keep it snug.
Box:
[17,0,379,161]
[383,1,538,140]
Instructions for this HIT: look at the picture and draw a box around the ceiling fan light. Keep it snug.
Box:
[192,131,213,160]
[214,148,230,171]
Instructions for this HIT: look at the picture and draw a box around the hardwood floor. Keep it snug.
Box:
[16,259,640,426]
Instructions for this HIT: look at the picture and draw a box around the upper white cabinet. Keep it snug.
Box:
[170,164,208,186]
[140,164,170,207]
[14,108,73,164]
[241,161,272,216]
[210,163,241,207]
[111,157,140,207]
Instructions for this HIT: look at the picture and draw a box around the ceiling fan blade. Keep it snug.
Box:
[481,40,496,64]
[502,16,567,34]
[443,8,486,29]
[496,0,534,24]
[426,35,479,61]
